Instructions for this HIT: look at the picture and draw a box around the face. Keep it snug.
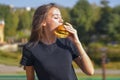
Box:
[43,7,63,32]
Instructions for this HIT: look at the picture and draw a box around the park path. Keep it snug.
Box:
[0,64,24,74]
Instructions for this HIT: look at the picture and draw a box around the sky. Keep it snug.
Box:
[0,0,120,8]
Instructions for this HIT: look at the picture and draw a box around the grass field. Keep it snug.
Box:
[0,75,120,80]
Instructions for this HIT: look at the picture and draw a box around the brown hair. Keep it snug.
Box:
[29,3,58,45]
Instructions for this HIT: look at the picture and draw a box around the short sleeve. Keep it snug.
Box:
[66,39,80,60]
[20,46,34,66]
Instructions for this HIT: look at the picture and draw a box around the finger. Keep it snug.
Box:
[64,25,75,34]
[64,23,73,30]
[65,22,72,27]
[64,25,71,30]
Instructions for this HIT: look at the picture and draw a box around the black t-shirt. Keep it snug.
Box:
[20,38,80,80]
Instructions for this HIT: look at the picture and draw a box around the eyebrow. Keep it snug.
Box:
[52,14,62,18]
[52,14,59,16]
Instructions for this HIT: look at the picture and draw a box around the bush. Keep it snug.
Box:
[88,42,120,65]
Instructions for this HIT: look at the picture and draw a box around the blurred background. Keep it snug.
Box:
[0,0,120,80]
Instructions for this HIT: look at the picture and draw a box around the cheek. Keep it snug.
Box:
[46,19,59,30]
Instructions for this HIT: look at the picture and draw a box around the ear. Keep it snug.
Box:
[42,21,46,27]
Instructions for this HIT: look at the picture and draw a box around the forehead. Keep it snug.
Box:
[47,7,61,16]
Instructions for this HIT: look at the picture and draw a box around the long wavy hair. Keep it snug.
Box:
[29,3,58,45]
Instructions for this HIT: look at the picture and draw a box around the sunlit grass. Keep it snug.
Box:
[106,62,120,69]
[0,51,21,66]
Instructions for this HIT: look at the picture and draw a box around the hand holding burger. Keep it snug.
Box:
[54,22,79,43]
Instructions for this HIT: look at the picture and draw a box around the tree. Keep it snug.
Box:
[59,7,71,23]
[70,0,101,44]
[95,0,111,34]
[0,4,10,19]
[5,11,19,37]
[94,0,113,43]
[106,6,120,42]
[0,5,19,37]
[107,13,120,41]
[17,10,31,31]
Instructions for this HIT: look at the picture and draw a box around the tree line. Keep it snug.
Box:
[0,0,120,45]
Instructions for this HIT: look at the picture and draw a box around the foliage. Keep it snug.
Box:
[108,6,120,41]
[16,30,30,40]
[17,10,31,31]
[60,7,71,22]
[70,0,101,44]
[88,42,120,65]
[1,1,120,43]
[5,12,19,37]
[0,4,35,41]
[0,4,11,19]
[94,0,113,43]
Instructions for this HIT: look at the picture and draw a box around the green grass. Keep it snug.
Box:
[0,74,120,80]
[106,62,120,69]
[0,51,21,66]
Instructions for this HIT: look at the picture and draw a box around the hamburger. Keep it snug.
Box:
[54,25,69,38]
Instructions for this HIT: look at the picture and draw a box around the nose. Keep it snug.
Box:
[59,18,64,24]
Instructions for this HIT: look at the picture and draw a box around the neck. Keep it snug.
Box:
[41,32,56,45]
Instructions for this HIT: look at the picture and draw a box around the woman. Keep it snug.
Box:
[20,3,94,80]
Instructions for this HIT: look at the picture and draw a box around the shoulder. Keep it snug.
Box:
[23,42,39,51]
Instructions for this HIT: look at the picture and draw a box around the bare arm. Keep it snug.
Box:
[73,42,94,75]
[64,22,94,75]
[24,66,35,80]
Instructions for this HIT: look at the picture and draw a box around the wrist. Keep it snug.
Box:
[73,39,81,45]
[78,53,86,60]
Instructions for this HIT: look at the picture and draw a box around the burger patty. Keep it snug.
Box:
[56,30,69,35]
